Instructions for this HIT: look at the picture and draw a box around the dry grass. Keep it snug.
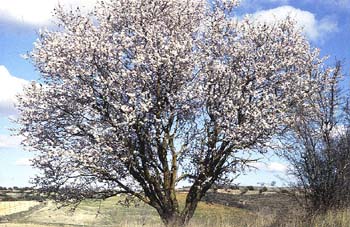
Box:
[4,192,350,227]
[0,193,276,227]
[0,224,74,227]
[0,201,39,216]
[308,208,350,227]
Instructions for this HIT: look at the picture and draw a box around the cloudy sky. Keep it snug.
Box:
[0,0,349,187]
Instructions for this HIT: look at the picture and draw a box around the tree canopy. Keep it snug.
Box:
[17,0,324,226]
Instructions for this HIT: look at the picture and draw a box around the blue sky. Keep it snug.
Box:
[0,0,349,187]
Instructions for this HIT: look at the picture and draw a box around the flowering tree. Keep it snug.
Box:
[17,0,323,226]
[282,62,350,213]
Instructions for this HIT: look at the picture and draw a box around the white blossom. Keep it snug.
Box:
[16,0,325,224]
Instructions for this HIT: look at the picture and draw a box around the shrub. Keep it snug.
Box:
[259,187,268,194]
[246,186,255,191]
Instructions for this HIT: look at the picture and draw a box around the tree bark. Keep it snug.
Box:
[161,213,186,227]
[156,195,201,227]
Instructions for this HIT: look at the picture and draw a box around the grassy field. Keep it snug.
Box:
[1,197,273,227]
[0,190,349,227]
[0,191,280,227]
[0,201,39,216]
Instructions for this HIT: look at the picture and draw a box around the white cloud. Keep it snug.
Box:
[0,65,28,116]
[0,0,98,26]
[330,124,349,138]
[251,6,338,41]
[14,157,32,166]
[0,134,22,149]
[250,161,288,173]
[268,162,288,172]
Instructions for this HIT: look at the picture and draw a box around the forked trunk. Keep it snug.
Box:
[162,214,186,227]
[159,199,200,227]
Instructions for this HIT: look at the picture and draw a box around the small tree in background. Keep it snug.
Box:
[17,0,325,226]
[282,62,350,213]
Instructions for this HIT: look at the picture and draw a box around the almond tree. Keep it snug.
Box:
[17,0,323,226]
[282,62,350,213]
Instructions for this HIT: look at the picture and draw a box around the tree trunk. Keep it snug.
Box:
[157,198,200,227]
[161,212,186,227]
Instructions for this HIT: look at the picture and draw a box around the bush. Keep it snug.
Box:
[282,63,350,214]
[259,187,268,194]
[229,184,240,190]
[279,189,289,194]
[246,186,255,191]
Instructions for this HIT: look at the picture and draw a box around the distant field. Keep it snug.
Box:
[2,189,348,227]
[0,201,39,216]
[0,192,281,227]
